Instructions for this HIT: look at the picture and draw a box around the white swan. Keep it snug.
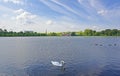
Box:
[51,60,65,67]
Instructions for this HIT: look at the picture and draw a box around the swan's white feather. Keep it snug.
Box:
[51,61,62,66]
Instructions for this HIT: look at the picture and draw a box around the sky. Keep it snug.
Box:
[0,0,120,32]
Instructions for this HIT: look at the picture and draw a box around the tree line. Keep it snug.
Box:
[0,28,120,36]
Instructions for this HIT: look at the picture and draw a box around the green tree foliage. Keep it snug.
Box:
[84,29,96,36]
[76,31,84,36]
[71,32,76,36]
[0,28,120,36]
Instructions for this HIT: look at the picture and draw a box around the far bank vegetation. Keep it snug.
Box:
[0,28,120,36]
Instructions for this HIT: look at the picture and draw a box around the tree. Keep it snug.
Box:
[48,32,57,36]
[76,31,83,36]
[71,32,76,36]
[104,29,112,36]
[112,29,118,36]
[84,29,93,36]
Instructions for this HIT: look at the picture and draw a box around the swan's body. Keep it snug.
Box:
[51,61,65,67]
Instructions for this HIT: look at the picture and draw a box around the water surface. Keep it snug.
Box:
[0,37,120,76]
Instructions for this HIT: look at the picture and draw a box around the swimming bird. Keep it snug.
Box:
[95,43,98,46]
[100,44,103,46]
[51,60,65,67]
[114,44,117,46]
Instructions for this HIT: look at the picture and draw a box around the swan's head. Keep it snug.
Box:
[61,60,65,65]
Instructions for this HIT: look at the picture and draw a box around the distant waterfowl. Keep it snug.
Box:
[95,43,117,47]
[51,60,65,67]
[114,44,117,46]
[95,44,98,46]
[100,44,103,46]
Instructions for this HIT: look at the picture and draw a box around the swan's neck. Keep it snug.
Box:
[60,61,65,66]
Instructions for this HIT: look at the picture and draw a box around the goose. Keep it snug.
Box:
[51,60,65,67]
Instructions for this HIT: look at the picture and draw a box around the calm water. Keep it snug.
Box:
[0,37,120,76]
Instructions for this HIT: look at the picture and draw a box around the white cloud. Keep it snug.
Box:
[16,11,36,20]
[14,9,24,14]
[91,25,101,31]
[97,10,108,16]
[46,20,53,25]
[14,9,37,24]
[3,0,24,4]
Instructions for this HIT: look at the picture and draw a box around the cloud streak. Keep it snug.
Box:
[39,0,71,16]
[78,0,120,21]
[50,0,87,18]
[3,0,24,4]
[40,0,89,19]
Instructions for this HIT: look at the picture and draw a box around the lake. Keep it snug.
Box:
[0,37,120,76]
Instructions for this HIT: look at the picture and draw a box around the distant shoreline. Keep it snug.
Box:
[0,28,120,36]
[0,35,120,37]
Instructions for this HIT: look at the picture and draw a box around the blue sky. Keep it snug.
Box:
[0,0,120,32]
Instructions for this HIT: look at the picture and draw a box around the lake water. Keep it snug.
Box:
[0,37,120,76]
